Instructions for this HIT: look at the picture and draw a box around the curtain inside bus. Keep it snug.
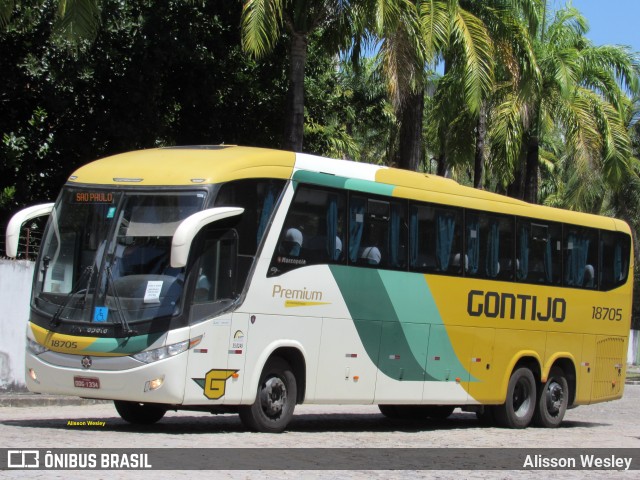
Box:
[349,197,365,262]
[436,213,455,271]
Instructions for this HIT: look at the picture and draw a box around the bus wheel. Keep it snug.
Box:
[239,357,297,433]
[533,367,569,428]
[114,400,167,425]
[495,367,536,428]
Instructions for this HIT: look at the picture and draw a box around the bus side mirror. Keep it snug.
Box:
[170,207,244,268]
[5,203,55,258]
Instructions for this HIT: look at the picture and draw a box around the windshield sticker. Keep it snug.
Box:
[107,206,116,218]
[143,281,163,304]
[93,307,108,323]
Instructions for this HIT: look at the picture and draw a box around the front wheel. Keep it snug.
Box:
[533,367,569,428]
[494,367,536,429]
[239,357,297,433]
[114,400,167,425]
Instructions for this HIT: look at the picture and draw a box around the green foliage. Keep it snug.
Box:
[0,0,289,225]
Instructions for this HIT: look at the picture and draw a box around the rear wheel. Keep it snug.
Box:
[494,367,536,428]
[533,367,569,428]
[114,400,167,425]
[239,357,297,433]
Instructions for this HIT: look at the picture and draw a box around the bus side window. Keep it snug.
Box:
[516,220,562,286]
[466,212,513,280]
[268,185,346,276]
[564,227,598,289]
[600,231,631,290]
[350,196,407,270]
[409,203,462,275]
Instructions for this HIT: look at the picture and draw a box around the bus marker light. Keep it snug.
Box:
[472,358,481,363]
[389,355,400,360]
[232,373,239,379]
[144,376,164,392]
[455,377,461,383]
[433,356,441,361]
[28,369,38,383]
[345,354,357,358]
[194,349,208,354]
[581,362,590,367]
[353,376,359,382]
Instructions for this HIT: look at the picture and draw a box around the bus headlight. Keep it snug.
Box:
[132,336,202,364]
[27,337,48,356]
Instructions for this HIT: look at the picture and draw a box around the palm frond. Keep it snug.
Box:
[0,0,14,29]
[55,0,101,43]
[241,0,286,58]
[451,8,494,114]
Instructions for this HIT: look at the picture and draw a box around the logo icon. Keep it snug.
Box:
[7,450,39,468]
[81,356,92,369]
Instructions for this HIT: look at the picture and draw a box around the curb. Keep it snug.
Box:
[0,395,108,408]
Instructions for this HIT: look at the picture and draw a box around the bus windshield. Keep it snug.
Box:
[33,188,206,325]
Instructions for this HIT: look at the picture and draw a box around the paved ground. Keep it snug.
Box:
[0,382,639,479]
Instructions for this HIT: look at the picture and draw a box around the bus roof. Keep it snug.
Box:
[67,146,628,233]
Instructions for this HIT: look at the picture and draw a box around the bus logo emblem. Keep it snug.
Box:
[81,356,92,369]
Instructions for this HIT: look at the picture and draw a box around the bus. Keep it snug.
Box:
[6,146,633,432]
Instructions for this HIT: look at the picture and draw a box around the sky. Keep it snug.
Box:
[559,0,640,52]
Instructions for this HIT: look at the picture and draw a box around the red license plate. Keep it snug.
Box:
[74,376,100,389]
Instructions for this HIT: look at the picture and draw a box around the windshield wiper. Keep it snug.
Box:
[49,265,94,328]
[105,265,137,337]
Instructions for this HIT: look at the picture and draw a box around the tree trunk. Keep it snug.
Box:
[395,89,424,171]
[473,102,487,189]
[507,152,525,200]
[283,32,307,152]
[523,133,539,204]
[436,153,448,177]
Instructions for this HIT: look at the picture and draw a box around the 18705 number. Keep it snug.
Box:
[592,306,622,321]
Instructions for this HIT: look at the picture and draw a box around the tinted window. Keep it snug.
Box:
[600,231,631,290]
[409,203,462,275]
[564,226,598,289]
[465,212,514,280]
[348,195,407,270]
[516,220,562,285]
[269,186,346,276]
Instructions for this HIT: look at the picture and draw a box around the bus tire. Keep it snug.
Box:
[239,356,297,433]
[114,400,167,425]
[494,367,536,429]
[533,367,569,428]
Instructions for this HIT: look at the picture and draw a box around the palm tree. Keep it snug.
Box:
[375,0,494,172]
[241,0,356,152]
[1,0,100,41]
[490,4,639,203]
[423,0,540,186]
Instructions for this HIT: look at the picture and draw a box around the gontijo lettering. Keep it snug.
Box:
[467,290,566,322]
[272,285,323,301]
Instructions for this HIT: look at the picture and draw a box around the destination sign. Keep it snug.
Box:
[74,192,114,203]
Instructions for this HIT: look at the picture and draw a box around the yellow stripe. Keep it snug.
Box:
[30,323,98,355]
[284,300,331,308]
[68,146,295,186]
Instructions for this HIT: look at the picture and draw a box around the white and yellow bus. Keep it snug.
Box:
[6,146,633,432]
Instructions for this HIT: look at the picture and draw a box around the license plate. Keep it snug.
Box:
[74,376,100,389]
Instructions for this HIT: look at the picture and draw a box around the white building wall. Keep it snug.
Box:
[0,259,34,388]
